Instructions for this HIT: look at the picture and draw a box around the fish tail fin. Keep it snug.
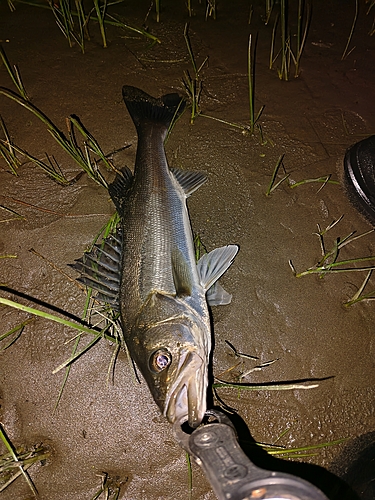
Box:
[122,85,185,131]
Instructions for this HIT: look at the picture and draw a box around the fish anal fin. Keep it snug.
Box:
[206,282,233,306]
[197,245,239,292]
[170,168,207,197]
[171,249,193,297]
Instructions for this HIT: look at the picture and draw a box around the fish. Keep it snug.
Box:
[342,135,375,225]
[71,85,238,428]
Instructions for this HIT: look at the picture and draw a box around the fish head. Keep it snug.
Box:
[134,319,210,429]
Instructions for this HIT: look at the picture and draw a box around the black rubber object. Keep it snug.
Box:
[343,135,375,225]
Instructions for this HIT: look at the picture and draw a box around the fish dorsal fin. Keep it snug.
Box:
[108,166,133,213]
[170,168,207,197]
[69,230,122,310]
[197,245,239,292]
[171,248,193,297]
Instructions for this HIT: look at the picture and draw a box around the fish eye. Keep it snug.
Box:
[149,349,172,373]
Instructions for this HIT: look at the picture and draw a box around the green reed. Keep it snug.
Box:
[0,318,34,350]
[0,424,49,496]
[8,0,159,52]
[0,87,115,187]
[182,23,209,124]
[289,220,375,282]
[342,0,358,60]
[248,34,265,133]
[0,46,28,99]
[264,0,275,24]
[344,269,375,306]
[199,34,266,144]
[90,472,122,500]
[265,154,339,195]
[0,116,22,175]
[269,0,311,80]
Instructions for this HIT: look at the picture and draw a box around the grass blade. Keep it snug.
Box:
[265,154,287,195]
[0,296,118,343]
[0,425,38,497]
[93,0,108,48]
[0,46,28,99]
[0,88,111,187]
[344,270,375,306]
[213,381,320,391]
[289,175,340,189]
[52,334,102,373]
[342,0,358,60]
[295,256,375,278]
[0,318,35,349]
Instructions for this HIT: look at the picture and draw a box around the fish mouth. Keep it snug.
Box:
[164,348,207,428]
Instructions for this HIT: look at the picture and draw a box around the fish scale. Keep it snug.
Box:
[134,126,189,300]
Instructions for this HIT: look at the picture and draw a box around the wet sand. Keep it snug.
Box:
[1,1,375,498]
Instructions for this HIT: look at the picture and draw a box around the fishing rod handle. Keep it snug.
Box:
[174,410,329,500]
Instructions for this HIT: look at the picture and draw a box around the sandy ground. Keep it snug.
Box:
[1,1,375,499]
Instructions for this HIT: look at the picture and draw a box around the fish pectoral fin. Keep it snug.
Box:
[206,281,233,306]
[108,166,133,213]
[197,244,239,294]
[170,168,207,197]
[171,249,193,297]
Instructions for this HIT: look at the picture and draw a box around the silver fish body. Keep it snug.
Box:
[73,86,238,428]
